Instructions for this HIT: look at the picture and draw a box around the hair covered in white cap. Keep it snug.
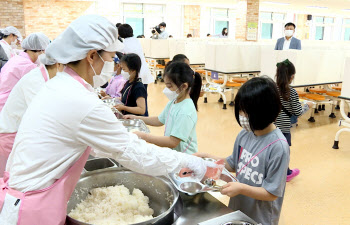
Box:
[46,15,123,64]
[38,53,56,66]
[1,26,22,41]
[21,32,50,51]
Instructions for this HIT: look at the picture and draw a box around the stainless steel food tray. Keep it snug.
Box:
[120,119,150,133]
[82,157,118,173]
[168,159,238,195]
[198,211,257,225]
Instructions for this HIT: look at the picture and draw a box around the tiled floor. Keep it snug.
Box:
[146,82,350,225]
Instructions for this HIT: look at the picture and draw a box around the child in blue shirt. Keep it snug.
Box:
[195,77,290,225]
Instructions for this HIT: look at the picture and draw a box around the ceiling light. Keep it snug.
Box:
[306,6,329,9]
[343,9,350,11]
[262,1,290,5]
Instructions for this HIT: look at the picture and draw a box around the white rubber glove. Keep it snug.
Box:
[181,155,218,181]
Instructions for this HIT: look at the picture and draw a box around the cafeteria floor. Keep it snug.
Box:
[146,82,350,225]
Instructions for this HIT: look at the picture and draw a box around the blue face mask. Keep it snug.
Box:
[113,55,120,64]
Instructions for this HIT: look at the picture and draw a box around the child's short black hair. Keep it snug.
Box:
[234,76,281,131]
[118,24,134,38]
[173,54,189,63]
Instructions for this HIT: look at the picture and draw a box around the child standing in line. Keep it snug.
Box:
[125,62,202,154]
[100,52,126,99]
[274,59,312,182]
[195,77,290,225]
[114,53,147,116]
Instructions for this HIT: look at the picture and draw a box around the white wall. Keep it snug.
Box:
[165,3,183,38]
[200,6,211,38]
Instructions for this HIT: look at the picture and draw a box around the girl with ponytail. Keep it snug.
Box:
[125,60,202,154]
[115,53,147,116]
[275,59,312,182]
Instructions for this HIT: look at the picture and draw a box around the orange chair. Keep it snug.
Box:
[156,64,165,69]
[326,91,341,118]
[212,80,241,106]
[332,86,342,91]
[309,88,328,111]
[231,78,247,83]
[309,88,327,94]
[296,91,307,98]
[304,94,326,122]
[305,94,325,101]
[326,91,341,98]
[225,83,241,88]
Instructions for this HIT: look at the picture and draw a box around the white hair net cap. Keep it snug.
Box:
[38,53,56,66]
[1,26,22,41]
[46,15,123,64]
[21,32,50,51]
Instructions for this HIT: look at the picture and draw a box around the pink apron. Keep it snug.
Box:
[0,147,91,225]
[0,65,48,177]
[0,66,90,225]
[0,52,37,113]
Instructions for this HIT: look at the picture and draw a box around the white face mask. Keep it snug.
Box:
[239,115,252,132]
[91,53,114,88]
[112,70,118,76]
[121,70,130,80]
[163,87,179,101]
[11,40,17,49]
[285,30,294,37]
[35,56,42,66]
[160,28,165,32]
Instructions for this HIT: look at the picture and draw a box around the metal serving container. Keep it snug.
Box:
[168,168,237,195]
[221,222,253,225]
[168,158,238,195]
[66,167,181,225]
[83,158,118,172]
[120,119,150,133]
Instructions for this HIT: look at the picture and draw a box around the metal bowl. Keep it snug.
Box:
[66,167,181,225]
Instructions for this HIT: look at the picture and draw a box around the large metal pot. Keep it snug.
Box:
[66,167,182,225]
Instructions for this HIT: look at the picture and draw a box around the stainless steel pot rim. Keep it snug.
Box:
[67,167,179,225]
[221,221,253,225]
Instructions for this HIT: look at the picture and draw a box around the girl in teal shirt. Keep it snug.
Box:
[125,61,202,154]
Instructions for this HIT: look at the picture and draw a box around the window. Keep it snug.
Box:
[343,18,350,41]
[123,3,165,37]
[210,8,234,37]
[259,12,286,40]
[313,16,334,40]
[261,23,273,39]
[315,26,324,40]
[215,21,228,35]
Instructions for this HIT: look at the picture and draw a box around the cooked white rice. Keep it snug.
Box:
[215,179,227,186]
[68,185,154,225]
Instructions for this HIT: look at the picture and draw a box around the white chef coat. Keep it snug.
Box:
[0,67,49,133]
[122,37,154,85]
[6,70,189,192]
[282,37,292,50]
[0,40,13,59]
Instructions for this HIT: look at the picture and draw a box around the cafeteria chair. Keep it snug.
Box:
[303,93,327,122]
[213,80,242,108]
[332,99,350,149]
[331,86,342,109]
[326,91,341,118]
[309,88,327,111]
[213,78,247,106]
[147,59,166,84]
